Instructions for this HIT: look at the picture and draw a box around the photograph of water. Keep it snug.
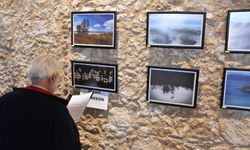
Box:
[148,67,198,107]
[227,11,250,51]
[147,13,205,48]
[223,70,250,110]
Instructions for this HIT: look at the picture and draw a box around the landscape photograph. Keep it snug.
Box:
[222,69,250,110]
[227,11,250,52]
[72,12,116,48]
[147,67,199,107]
[147,12,205,48]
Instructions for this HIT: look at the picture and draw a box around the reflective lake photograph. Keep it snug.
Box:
[148,67,199,107]
[223,69,250,110]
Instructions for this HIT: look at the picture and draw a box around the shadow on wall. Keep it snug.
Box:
[148,47,203,66]
[220,109,250,120]
[147,103,197,118]
[72,47,118,63]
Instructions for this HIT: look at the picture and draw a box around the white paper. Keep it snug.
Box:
[66,92,93,123]
[87,92,109,110]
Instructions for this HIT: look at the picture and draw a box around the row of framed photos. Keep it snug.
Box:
[72,60,250,111]
[71,9,250,53]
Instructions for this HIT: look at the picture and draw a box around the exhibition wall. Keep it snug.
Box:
[0,0,250,149]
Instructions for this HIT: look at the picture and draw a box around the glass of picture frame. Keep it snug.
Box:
[146,12,206,49]
[225,10,250,53]
[71,11,117,49]
[71,60,118,92]
[147,66,199,108]
[221,68,250,111]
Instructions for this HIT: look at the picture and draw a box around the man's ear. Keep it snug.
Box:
[48,76,55,84]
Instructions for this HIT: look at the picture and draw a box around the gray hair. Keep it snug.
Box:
[28,55,62,82]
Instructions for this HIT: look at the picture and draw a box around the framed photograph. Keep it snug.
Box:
[225,10,250,53]
[221,68,250,111]
[146,12,206,49]
[71,11,116,48]
[71,61,118,92]
[147,66,199,108]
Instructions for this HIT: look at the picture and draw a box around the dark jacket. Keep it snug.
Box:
[0,88,81,150]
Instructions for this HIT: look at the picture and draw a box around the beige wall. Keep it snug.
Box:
[1,0,250,149]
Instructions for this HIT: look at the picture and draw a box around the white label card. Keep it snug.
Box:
[80,89,109,110]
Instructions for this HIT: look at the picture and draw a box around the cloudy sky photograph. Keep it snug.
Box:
[228,11,250,51]
[73,13,114,33]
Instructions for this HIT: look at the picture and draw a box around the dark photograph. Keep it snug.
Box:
[225,10,250,53]
[221,68,250,110]
[71,12,116,48]
[72,61,117,92]
[147,67,199,107]
[146,12,206,49]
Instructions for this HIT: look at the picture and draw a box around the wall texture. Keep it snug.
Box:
[1,0,250,149]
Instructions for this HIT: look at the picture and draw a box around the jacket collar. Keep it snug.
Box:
[24,85,52,95]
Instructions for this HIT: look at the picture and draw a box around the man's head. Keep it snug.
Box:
[28,55,62,94]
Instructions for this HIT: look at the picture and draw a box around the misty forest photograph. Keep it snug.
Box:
[147,12,205,48]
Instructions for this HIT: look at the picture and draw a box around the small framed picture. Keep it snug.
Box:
[221,68,250,111]
[225,10,250,53]
[146,12,206,49]
[71,61,118,92]
[147,66,199,108]
[71,11,117,48]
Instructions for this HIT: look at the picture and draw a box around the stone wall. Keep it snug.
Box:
[1,0,250,149]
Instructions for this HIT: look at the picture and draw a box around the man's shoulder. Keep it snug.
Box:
[0,90,16,102]
[0,88,68,106]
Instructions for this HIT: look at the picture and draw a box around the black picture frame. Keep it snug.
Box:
[146,12,206,49]
[71,60,118,92]
[71,11,117,49]
[147,66,199,108]
[221,68,250,111]
[225,10,250,53]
